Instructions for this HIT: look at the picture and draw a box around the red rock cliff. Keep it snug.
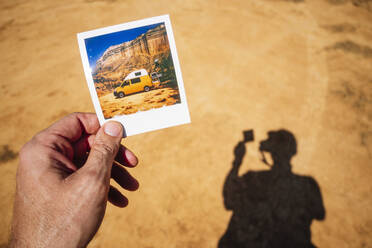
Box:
[94,23,169,74]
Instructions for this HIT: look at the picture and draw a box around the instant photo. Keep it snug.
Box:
[78,15,190,136]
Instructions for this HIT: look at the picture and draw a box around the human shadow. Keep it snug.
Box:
[219,129,325,248]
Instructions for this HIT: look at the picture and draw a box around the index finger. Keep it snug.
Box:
[47,112,100,143]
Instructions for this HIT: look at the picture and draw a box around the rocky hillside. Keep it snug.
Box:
[92,23,170,95]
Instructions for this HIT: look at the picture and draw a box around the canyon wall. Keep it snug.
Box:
[94,23,169,77]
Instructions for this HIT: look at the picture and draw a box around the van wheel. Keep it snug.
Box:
[118,92,125,98]
[144,86,150,92]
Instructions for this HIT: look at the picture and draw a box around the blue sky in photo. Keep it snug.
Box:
[85,23,163,69]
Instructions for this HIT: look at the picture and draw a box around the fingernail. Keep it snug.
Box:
[125,149,138,166]
[104,122,122,137]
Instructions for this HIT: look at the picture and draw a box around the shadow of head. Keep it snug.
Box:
[259,130,297,169]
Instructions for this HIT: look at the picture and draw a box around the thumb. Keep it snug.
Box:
[81,121,123,182]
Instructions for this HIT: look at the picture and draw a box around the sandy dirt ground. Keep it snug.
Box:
[0,0,372,247]
[100,87,180,118]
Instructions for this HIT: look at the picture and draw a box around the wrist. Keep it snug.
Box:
[10,215,82,248]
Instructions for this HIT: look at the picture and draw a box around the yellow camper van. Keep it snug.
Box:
[114,69,153,98]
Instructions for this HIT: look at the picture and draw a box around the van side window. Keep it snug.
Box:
[135,72,141,76]
[131,78,141,84]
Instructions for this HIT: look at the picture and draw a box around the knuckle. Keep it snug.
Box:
[19,139,42,160]
[68,112,80,119]
[32,131,48,145]
[18,143,29,161]
[92,140,118,157]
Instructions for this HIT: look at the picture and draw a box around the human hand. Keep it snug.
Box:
[10,113,139,248]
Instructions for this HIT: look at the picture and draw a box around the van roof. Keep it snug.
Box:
[124,69,148,81]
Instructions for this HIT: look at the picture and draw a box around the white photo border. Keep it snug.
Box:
[77,15,190,136]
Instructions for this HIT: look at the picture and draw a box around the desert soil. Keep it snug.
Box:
[100,87,180,118]
[1,0,372,247]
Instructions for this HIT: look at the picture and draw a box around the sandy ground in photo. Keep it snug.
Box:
[0,0,371,247]
[99,87,180,118]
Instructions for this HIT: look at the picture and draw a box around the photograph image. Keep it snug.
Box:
[85,21,181,119]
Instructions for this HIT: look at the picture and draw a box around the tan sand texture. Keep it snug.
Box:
[100,87,180,118]
[0,0,371,247]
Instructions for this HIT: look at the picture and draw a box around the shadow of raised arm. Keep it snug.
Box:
[223,141,246,210]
